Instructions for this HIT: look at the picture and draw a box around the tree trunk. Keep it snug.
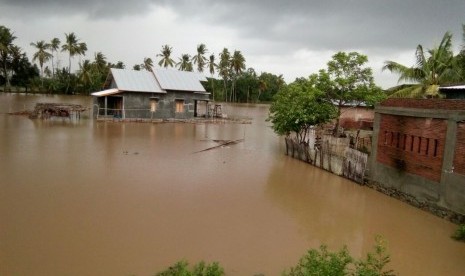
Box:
[333,104,342,137]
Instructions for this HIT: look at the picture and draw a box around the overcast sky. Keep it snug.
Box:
[1,0,464,88]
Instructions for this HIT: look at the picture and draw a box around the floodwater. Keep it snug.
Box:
[1,93,464,276]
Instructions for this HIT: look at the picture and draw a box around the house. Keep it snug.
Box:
[369,98,465,214]
[92,68,210,119]
[439,84,465,99]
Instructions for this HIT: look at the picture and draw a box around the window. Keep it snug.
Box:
[175,100,184,113]
[150,99,158,112]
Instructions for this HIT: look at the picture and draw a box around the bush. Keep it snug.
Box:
[452,224,465,241]
[283,236,396,276]
[155,260,224,276]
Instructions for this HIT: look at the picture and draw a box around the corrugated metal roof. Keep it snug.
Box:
[91,88,120,97]
[154,68,206,92]
[440,85,465,90]
[111,68,164,93]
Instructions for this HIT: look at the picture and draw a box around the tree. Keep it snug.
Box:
[157,44,175,68]
[61,32,80,74]
[319,51,384,136]
[230,50,246,102]
[218,48,231,101]
[269,77,337,143]
[142,57,153,72]
[78,59,93,92]
[30,40,52,80]
[0,25,16,91]
[177,54,193,71]
[383,31,460,98]
[207,53,217,100]
[192,43,208,72]
[49,37,60,76]
[93,52,107,74]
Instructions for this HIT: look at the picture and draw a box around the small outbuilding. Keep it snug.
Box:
[92,68,210,119]
[439,84,465,99]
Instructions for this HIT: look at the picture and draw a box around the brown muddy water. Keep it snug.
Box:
[1,93,464,276]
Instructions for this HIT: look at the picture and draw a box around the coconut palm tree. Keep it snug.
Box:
[157,44,175,68]
[230,50,246,102]
[93,51,107,74]
[143,57,153,72]
[78,59,93,93]
[177,54,193,71]
[383,31,460,98]
[207,53,217,101]
[30,40,52,83]
[49,37,60,76]
[218,48,231,101]
[61,32,83,74]
[0,26,16,91]
[192,43,207,72]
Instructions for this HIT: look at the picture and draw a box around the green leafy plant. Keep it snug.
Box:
[354,236,395,276]
[452,224,465,241]
[155,260,224,276]
[282,236,396,276]
[282,245,352,276]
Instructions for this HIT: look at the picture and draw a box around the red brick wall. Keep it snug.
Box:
[376,114,447,182]
[380,98,465,110]
[454,123,465,175]
[339,107,374,129]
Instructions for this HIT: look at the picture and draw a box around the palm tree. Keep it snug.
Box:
[192,43,208,72]
[0,26,16,91]
[93,51,107,74]
[383,32,459,98]
[176,54,193,71]
[218,48,231,101]
[61,32,86,74]
[143,57,153,72]
[49,37,60,76]
[78,59,93,93]
[230,50,246,102]
[207,54,217,101]
[157,44,175,68]
[30,40,52,83]
[77,42,87,64]
[258,79,267,101]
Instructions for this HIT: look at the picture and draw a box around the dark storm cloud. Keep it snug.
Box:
[165,0,465,51]
[2,0,463,52]
[0,0,159,19]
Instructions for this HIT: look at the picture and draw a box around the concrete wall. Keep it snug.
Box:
[370,99,465,214]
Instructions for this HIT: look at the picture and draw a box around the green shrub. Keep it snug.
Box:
[155,260,224,276]
[283,236,396,276]
[452,224,465,241]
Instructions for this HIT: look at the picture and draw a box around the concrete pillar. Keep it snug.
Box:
[439,117,458,204]
[104,96,108,117]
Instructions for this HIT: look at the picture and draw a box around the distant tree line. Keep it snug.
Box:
[0,25,284,102]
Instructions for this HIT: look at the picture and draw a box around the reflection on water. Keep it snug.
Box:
[1,94,464,276]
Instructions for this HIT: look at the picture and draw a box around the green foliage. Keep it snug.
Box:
[282,245,352,276]
[283,237,395,276]
[452,224,465,241]
[353,237,395,276]
[155,260,224,276]
[383,29,465,98]
[268,77,337,142]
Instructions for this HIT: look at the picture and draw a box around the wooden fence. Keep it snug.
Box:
[284,135,368,184]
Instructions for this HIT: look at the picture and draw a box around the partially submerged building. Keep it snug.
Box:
[92,68,210,119]
[370,98,465,214]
